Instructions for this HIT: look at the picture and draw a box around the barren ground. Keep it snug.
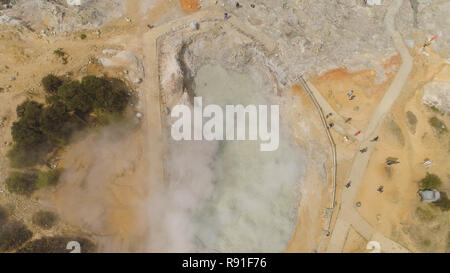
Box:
[0,0,448,253]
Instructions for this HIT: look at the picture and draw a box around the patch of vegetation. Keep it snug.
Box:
[8,100,47,168]
[36,169,61,189]
[80,33,87,40]
[429,116,447,134]
[42,74,63,94]
[419,173,442,190]
[0,205,8,225]
[7,145,44,168]
[430,105,443,114]
[53,48,65,57]
[12,100,45,146]
[0,221,33,252]
[415,206,436,222]
[422,238,432,247]
[434,192,450,212]
[7,75,130,170]
[387,119,405,146]
[81,76,129,114]
[58,80,94,114]
[32,210,58,230]
[39,100,80,145]
[18,236,96,253]
[5,172,38,196]
[406,111,417,133]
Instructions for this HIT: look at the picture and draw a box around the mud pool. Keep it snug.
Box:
[159,64,305,252]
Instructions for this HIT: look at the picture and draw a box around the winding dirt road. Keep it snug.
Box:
[326,0,413,253]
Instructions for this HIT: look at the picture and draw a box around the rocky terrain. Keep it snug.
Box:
[0,0,448,252]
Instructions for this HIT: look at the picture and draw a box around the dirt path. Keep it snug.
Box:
[326,0,413,253]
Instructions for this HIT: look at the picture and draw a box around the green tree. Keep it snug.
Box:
[11,100,45,148]
[81,76,129,113]
[5,172,38,196]
[57,80,94,114]
[40,101,74,144]
[7,75,131,170]
[0,221,33,252]
[42,74,63,94]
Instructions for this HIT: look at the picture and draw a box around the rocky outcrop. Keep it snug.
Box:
[423,81,450,115]
[0,0,125,33]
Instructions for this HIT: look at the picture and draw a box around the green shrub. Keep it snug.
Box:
[36,169,61,189]
[5,172,38,196]
[18,236,96,253]
[429,117,447,134]
[53,49,65,57]
[32,211,58,229]
[42,74,63,94]
[419,173,442,190]
[430,106,442,114]
[80,34,87,40]
[0,221,33,252]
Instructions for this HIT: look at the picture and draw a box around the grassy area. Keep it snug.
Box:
[415,206,436,222]
[36,169,61,189]
[5,169,61,196]
[5,172,38,196]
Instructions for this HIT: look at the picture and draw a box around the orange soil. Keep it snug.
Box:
[310,67,395,132]
[383,54,402,70]
[180,0,201,12]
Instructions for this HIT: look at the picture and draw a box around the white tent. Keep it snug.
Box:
[67,0,82,6]
[366,0,382,5]
[419,190,441,202]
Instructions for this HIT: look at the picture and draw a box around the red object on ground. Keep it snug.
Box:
[355,131,361,136]
[430,36,438,42]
